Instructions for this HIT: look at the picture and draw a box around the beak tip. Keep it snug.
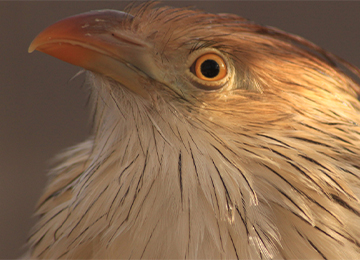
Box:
[28,40,38,53]
[28,46,35,54]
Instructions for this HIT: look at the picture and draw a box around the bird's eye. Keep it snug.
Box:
[192,53,227,81]
[187,49,231,90]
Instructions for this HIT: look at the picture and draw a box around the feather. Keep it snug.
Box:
[27,3,360,259]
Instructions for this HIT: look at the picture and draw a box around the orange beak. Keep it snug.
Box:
[29,10,157,99]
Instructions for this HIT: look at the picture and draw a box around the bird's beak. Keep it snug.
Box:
[29,10,157,99]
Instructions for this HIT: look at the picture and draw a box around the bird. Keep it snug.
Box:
[26,2,360,259]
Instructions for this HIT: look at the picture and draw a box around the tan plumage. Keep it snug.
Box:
[26,3,360,259]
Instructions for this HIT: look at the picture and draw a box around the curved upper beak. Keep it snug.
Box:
[29,10,157,99]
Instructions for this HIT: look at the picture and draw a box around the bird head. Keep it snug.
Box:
[29,3,360,135]
[28,3,360,259]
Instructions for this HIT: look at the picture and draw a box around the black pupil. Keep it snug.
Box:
[200,59,220,78]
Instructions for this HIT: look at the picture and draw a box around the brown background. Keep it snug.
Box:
[1,1,360,258]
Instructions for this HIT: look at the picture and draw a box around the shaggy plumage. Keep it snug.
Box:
[27,3,360,259]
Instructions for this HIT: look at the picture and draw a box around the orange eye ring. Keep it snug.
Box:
[194,53,227,81]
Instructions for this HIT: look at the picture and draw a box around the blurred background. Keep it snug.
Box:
[1,1,360,258]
